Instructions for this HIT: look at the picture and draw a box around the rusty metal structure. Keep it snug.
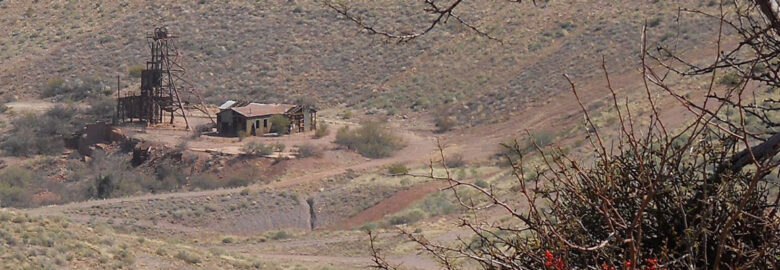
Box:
[117,27,212,129]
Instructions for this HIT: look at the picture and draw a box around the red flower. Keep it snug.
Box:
[644,258,658,270]
[544,250,554,267]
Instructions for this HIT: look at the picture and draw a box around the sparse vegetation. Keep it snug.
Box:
[434,115,457,133]
[297,143,324,158]
[269,114,290,134]
[718,71,742,87]
[128,65,145,78]
[242,141,274,156]
[340,109,353,119]
[268,230,292,240]
[41,77,110,101]
[335,121,404,158]
[175,250,202,264]
[387,163,409,175]
[314,121,330,138]
[444,153,465,168]
[388,209,426,225]
[1,105,78,156]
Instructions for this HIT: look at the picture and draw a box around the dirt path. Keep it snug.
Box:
[328,180,448,230]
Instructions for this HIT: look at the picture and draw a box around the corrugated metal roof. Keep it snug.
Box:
[218,100,237,110]
[231,103,296,118]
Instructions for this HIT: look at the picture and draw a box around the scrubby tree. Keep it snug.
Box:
[335,0,780,269]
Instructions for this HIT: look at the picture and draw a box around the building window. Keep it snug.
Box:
[256,120,260,129]
[263,119,268,128]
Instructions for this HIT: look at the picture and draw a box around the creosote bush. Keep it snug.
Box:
[297,143,323,158]
[335,121,405,158]
[242,141,274,156]
[434,115,457,133]
[269,114,290,134]
[314,121,330,138]
[387,163,409,175]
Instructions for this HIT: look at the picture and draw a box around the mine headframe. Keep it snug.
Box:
[117,27,191,129]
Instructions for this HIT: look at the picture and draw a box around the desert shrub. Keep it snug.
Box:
[417,192,457,217]
[1,105,83,156]
[719,71,741,87]
[242,141,274,156]
[189,174,222,190]
[240,188,251,196]
[175,250,201,264]
[495,132,556,166]
[387,163,409,175]
[268,230,292,240]
[269,115,290,134]
[360,222,379,232]
[444,153,465,168]
[222,237,235,244]
[474,179,489,188]
[0,166,42,208]
[314,121,329,138]
[237,130,248,141]
[225,176,252,188]
[84,96,116,122]
[272,142,286,152]
[297,143,323,158]
[128,65,145,78]
[45,77,65,96]
[388,209,426,225]
[41,77,108,101]
[341,109,353,119]
[334,121,405,158]
[434,115,457,133]
[191,123,214,138]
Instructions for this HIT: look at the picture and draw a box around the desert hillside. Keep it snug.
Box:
[2,0,767,269]
[1,0,719,124]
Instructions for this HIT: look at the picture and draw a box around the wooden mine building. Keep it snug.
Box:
[216,101,317,136]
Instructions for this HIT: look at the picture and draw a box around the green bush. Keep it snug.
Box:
[0,166,41,208]
[128,65,145,78]
[41,77,108,101]
[434,115,457,133]
[475,179,489,188]
[314,121,329,138]
[268,230,292,240]
[297,143,323,158]
[334,121,405,158]
[417,192,457,217]
[341,109,353,119]
[388,209,426,225]
[269,115,290,134]
[242,141,274,156]
[175,250,201,264]
[444,153,465,168]
[2,105,83,156]
[387,163,409,175]
[718,72,742,87]
[272,143,286,152]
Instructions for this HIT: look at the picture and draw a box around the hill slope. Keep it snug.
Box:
[0,0,721,125]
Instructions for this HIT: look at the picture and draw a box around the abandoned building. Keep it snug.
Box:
[216,101,317,136]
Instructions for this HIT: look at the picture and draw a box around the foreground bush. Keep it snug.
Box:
[335,121,404,158]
